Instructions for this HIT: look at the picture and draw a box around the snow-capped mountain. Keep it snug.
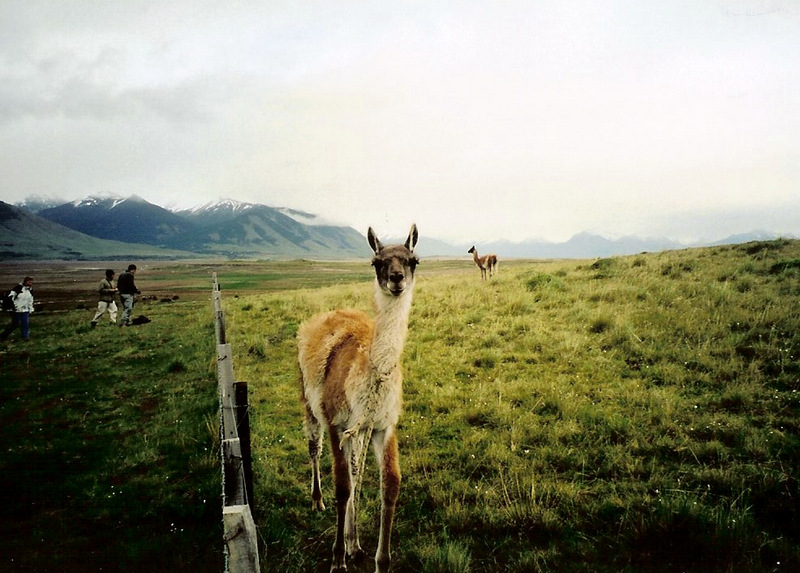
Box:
[38,195,200,249]
[179,198,257,217]
[0,200,190,259]
[177,199,368,257]
[71,194,125,208]
[32,195,370,258]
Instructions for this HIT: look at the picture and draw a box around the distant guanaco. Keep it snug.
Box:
[468,245,498,280]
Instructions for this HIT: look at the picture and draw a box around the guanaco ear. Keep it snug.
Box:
[405,223,419,252]
[367,227,383,254]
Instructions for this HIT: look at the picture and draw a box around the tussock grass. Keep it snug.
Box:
[227,241,800,572]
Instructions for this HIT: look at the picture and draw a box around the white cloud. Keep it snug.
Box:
[1,0,799,244]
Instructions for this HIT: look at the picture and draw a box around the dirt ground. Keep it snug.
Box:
[0,260,218,313]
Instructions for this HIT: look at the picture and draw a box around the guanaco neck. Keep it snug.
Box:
[370,285,414,379]
[472,249,484,267]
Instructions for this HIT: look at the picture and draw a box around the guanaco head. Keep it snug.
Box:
[468,246,476,254]
[368,224,419,297]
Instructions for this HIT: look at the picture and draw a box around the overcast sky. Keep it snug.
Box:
[1,1,799,244]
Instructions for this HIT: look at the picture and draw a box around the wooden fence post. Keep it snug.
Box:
[234,381,254,511]
[217,344,238,443]
[213,274,259,572]
[222,437,246,506]
[223,505,259,572]
[212,272,226,344]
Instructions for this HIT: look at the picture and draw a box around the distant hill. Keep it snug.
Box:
[406,234,683,259]
[0,201,193,260]
[704,231,787,248]
[477,233,683,259]
[434,231,792,260]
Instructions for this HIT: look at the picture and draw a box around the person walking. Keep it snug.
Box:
[117,264,141,327]
[91,269,118,327]
[1,276,34,341]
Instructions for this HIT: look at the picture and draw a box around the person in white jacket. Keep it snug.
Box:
[1,276,34,341]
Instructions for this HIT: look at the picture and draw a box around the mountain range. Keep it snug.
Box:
[0,199,191,260]
[15,195,370,259]
[2,194,793,260]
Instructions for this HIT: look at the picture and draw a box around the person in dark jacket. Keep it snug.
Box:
[91,269,118,327]
[117,264,141,327]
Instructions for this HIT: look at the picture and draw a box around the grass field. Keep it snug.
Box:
[1,241,799,572]
[227,240,800,572]
[0,294,222,572]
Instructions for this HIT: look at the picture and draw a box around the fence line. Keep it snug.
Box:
[213,273,259,573]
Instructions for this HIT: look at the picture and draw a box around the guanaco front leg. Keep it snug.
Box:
[373,428,401,573]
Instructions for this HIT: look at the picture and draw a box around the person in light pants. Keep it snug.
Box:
[91,269,118,327]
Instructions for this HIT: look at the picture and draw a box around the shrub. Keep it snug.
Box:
[525,273,554,291]
[167,359,187,373]
[589,316,614,334]
[419,541,472,573]
[769,259,800,274]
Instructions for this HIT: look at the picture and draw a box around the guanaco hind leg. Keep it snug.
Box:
[343,429,371,562]
[329,428,350,572]
[303,402,326,511]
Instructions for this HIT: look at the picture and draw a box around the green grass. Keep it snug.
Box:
[226,241,800,572]
[1,241,799,572]
[0,299,222,572]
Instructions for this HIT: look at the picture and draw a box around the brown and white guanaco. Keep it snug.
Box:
[468,245,498,280]
[298,224,419,573]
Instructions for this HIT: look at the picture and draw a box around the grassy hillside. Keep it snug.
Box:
[225,240,800,572]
